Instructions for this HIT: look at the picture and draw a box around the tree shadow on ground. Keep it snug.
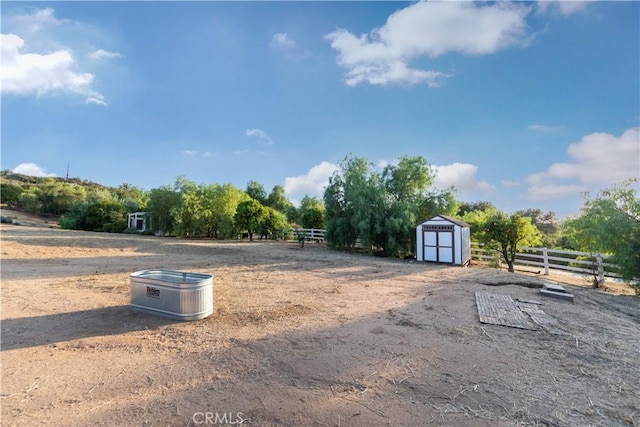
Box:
[1,305,177,351]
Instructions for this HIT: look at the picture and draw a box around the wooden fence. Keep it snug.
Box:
[279,231,620,282]
[283,228,326,242]
[470,243,619,282]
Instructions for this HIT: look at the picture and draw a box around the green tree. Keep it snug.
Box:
[461,206,499,245]
[19,179,87,215]
[235,199,267,241]
[246,180,268,205]
[115,183,148,212]
[171,179,205,237]
[324,155,385,252]
[147,186,181,234]
[266,185,293,213]
[419,189,458,224]
[299,195,325,229]
[259,207,290,239]
[284,205,299,224]
[515,208,559,247]
[209,184,250,239]
[59,189,127,232]
[0,182,24,207]
[324,154,453,257]
[479,212,542,273]
[85,199,126,232]
[457,201,496,217]
[564,180,640,292]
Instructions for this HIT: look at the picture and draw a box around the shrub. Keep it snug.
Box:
[102,218,128,233]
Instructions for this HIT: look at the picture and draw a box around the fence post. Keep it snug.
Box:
[543,247,549,275]
[596,254,605,285]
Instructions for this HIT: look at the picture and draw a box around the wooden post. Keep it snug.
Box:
[596,254,605,285]
[543,247,549,275]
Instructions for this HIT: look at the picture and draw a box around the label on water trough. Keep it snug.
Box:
[146,286,161,298]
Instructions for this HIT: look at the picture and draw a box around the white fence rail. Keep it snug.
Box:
[283,232,621,282]
[471,243,620,281]
[285,228,326,242]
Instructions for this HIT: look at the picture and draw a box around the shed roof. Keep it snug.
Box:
[422,214,470,228]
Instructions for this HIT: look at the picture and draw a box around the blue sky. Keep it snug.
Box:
[2,1,638,216]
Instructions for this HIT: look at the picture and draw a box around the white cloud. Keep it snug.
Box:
[270,33,296,50]
[284,161,339,198]
[500,179,522,188]
[10,7,63,33]
[88,49,121,60]
[1,33,98,98]
[527,182,588,200]
[536,1,590,16]
[1,8,114,105]
[324,1,529,87]
[85,93,107,106]
[528,124,562,133]
[12,162,56,177]
[270,32,311,60]
[181,149,216,159]
[432,163,493,193]
[526,127,640,200]
[245,128,273,146]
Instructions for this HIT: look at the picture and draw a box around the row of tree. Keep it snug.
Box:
[0,175,325,238]
[1,166,637,290]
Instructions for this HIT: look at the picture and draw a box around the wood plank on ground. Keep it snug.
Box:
[475,292,537,330]
[516,302,566,335]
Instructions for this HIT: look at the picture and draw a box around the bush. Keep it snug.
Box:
[58,215,78,229]
[102,218,128,233]
[1,216,14,224]
[0,183,24,207]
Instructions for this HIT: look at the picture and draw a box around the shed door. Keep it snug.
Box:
[422,224,455,264]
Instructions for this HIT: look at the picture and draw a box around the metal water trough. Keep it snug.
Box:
[130,270,213,321]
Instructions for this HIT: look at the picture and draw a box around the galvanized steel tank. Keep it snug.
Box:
[130,270,213,321]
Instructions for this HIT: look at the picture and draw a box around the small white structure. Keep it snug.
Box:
[416,215,471,266]
[128,212,151,232]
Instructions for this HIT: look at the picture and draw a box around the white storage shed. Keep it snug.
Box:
[416,215,471,266]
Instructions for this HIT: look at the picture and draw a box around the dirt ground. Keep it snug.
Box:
[1,209,639,426]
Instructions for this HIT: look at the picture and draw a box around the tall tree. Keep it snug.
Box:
[258,207,289,239]
[515,208,559,247]
[171,182,212,237]
[115,183,149,212]
[266,185,292,213]
[299,195,325,229]
[209,184,250,239]
[147,186,181,234]
[563,179,639,292]
[246,180,268,205]
[235,199,267,241]
[479,212,542,273]
[324,154,454,257]
[457,201,495,217]
[324,155,385,252]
